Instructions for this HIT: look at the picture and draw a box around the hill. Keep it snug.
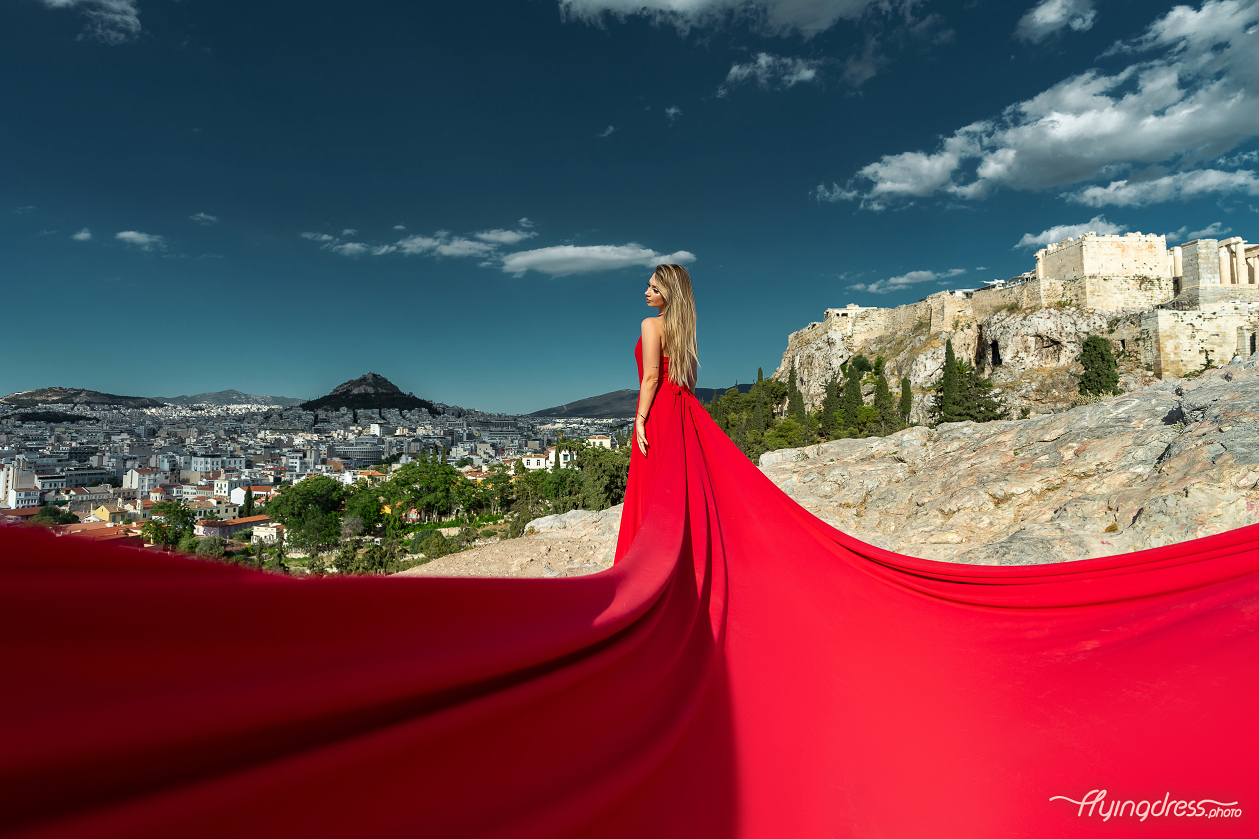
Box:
[156,390,306,407]
[6,410,94,424]
[1,387,165,409]
[300,372,435,413]
[529,384,753,418]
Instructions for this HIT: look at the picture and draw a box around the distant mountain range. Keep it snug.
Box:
[529,384,754,418]
[156,390,308,407]
[300,372,436,413]
[1,387,165,409]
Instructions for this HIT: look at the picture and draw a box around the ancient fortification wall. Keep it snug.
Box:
[773,229,1259,397]
[1035,232,1171,280]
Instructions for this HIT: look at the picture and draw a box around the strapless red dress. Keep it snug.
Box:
[615,336,693,561]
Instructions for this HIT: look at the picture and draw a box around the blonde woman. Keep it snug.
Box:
[614,263,699,560]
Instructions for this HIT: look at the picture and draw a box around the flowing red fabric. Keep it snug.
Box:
[3,345,1258,837]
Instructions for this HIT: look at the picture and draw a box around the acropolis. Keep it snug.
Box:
[774,231,1259,411]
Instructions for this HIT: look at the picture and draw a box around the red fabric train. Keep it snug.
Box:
[2,372,1257,837]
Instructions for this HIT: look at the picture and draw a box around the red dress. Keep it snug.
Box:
[2,338,1258,837]
[614,336,692,561]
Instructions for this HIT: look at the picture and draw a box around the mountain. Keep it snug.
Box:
[300,372,435,413]
[529,384,754,418]
[156,390,307,407]
[1,387,165,409]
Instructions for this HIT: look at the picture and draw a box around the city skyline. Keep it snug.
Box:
[5,0,1259,413]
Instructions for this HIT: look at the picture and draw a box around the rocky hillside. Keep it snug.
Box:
[1,387,165,409]
[406,357,1259,575]
[761,356,1259,564]
[300,372,435,413]
[774,305,1155,424]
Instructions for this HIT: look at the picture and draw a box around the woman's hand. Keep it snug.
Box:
[636,417,648,456]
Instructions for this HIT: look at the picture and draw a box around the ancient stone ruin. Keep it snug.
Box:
[773,230,1259,420]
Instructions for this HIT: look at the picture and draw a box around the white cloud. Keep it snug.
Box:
[498,244,696,277]
[1188,221,1233,238]
[300,232,335,242]
[115,230,166,251]
[71,228,92,241]
[665,106,683,122]
[558,0,891,38]
[1015,0,1096,43]
[1069,169,1259,206]
[393,232,498,258]
[392,223,407,230]
[596,125,616,137]
[40,0,141,44]
[1016,215,1126,248]
[190,212,217,225]
[850,267,965,294]
[329,242,369,257]
[822,0,1259,210]
[518,217,535,228]
[841,38,885,87]
[719,53,822,95]
[475,228,538,245]
[341,228,357,236]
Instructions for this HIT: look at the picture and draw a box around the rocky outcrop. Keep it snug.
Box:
[760,357,1259,564]
[300,372,435,413]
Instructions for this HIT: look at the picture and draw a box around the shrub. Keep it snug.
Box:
[1078,335,1120,396]
[196,536,228,558]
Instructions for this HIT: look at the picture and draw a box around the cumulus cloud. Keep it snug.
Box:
[40,0,141,44]
[71,228,92,241]
[596,125,616,137]
[719,53,822,95]
[475,228,538,245]
[392,223,407,230]
[1188,221,1233,238]
[1070,169,1259,206]
[558,0,890,38]
[190,212,217,225]
[820,0,1259,210]
[1015,0,1096,43]
[519,217,535,227]
[341,228,357,236]
[1016,215,1126,248]
[115,230,166,251]
[300,232,335,242]
[850,267,965,294]
[498,244,696,277]
[665,106,683,123]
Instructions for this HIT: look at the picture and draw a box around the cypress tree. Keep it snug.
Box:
[787,366,807,424]
[957,361,1008,422]
[757,367,764,383]
[933,339,961,424]
[842,364,863,431]
[751,396,766,434]
[819,375,842,438]
[242,487,254,518]
[1078,335,1120,395]
[873,370,898,432]
[900,377,913,422]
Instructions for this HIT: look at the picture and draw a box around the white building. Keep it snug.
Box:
[586,435,613,450]
[124,468,163,494]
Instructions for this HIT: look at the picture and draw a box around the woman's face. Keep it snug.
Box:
[645,273,667,311]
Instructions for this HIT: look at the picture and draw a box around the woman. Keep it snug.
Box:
[614,263,699,561]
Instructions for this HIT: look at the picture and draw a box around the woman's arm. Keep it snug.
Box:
[635,317,663,456]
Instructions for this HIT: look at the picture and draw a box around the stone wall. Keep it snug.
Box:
[1141,308,1259,377]
[1181,239,1223,290]
[1078,274,1175,312]
[1035,232,1171,280]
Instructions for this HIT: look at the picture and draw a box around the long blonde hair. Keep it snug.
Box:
[653,264,698,388]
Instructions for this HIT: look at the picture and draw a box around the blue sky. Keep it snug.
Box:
[5,0,1259,412]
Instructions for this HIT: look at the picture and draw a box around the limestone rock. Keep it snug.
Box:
[759,362,1259,565]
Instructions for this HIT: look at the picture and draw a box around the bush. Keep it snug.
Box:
[1078,335,1120,396]
[196,536,228,558]
[414,531,455,559]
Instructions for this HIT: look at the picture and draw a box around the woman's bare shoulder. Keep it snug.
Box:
[641,316,663,333]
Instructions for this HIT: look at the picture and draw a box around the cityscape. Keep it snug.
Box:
[0,372,628,550]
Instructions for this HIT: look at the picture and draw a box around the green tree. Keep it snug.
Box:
[873,369,900,432]
[787,366,806,424]
[842,365,864,432]
[32,505,78,526]
[267,475,345,528]
[819,375,842,438]
[196,536,227,558]
[1078,335,1120,396]
[932,339,963,424]
[900,377,913,422]
[151,500,196,541]
[241,487,254,517]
